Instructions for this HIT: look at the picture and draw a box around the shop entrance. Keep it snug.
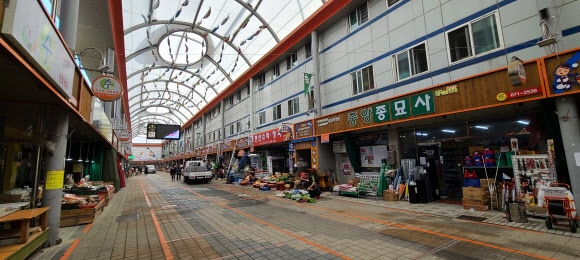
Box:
[417,143,442,202]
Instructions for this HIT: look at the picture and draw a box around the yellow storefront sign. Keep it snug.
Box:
[45,170,64,190]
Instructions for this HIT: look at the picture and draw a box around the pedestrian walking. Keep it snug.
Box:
[170,166,176,181]
[176,165,182,181]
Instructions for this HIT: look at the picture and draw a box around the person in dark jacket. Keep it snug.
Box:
[170,166,176,181]
[308,178,322,199]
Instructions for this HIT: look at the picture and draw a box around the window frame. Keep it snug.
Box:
[393,42,430,81]
[236,121,242,132]
[445,12,503,64]
[287,97,300,116]
[286,52,298,70]
[236,91,242,101]
[387,0,400,8]
[272,104,282,120]
[246,86,250,95]
[259,111,266,125]
[351,65,375,96]
[348,2,369,32]
[256,74,266,86]
[305,42,312,59]
[272,64,280,80]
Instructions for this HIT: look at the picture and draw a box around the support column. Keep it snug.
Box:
[555,96,580,210]
[250,79,255,136]
[311,31,322,116]
[59,0,80,49]
[41,105,69,246]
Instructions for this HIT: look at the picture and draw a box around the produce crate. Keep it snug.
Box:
[59,198,106,227]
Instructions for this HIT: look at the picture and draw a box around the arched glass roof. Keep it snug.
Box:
[122,0,325,141]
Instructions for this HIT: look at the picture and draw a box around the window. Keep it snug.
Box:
[236,121,242,132]
[387,0,400,7]
[447,13,501,63]
[246,86,250,95]
[217,130,221,139]
[229,124,234,135]
[394,43,429,81]
[351,65,375,95]
[286,52,298,70]
[273,104,282,120]
[256,74,266,86]
[229,96,233,106]
[259,111,266,125]
[272,64,280,79]
[236,91,242,101]
[305,42,312,59]
[288,97,299,116]
[349,2,368,32]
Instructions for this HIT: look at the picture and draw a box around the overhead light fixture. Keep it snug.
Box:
[475,126,489,130]
[85,141,91,163]
[66,139,73,161]
[517,120,530,125]
[77,140,83,162]
[441,129,456,133]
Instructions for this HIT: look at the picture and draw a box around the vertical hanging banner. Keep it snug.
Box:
[304,73,312,96]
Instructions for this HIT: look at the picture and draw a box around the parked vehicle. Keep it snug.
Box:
[146,165,157,174]
[183,161,212,184]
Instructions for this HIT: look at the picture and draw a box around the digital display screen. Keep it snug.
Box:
[146,124,181,140]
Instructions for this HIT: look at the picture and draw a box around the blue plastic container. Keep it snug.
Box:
[262,187,270,191]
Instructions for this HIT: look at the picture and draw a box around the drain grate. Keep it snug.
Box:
[456,215,486,222]
[116,213,141,223]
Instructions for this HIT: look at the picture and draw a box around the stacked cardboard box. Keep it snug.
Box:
[462,180,492,211]
[383,190,399,201]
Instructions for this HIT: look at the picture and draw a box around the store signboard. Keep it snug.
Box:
[236,137,251,149]
[321,134,330,143]
[1,0,75,99]
[295,120,314,138]
[201,147,208,156]
[252,129,291,147]
[118,131,131,142]
[92,76,123,101]
[315,60,543,135]
[220,140,235,152]
[543,50,580,97]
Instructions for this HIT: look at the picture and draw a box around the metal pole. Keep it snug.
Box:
[30,106,46,209]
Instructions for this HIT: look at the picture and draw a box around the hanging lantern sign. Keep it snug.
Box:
[118,131,132,142]
[92,76,123,101]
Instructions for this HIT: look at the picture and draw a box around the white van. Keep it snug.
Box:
[146,165,157,174]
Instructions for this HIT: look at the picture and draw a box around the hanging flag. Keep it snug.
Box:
[210,26,219,33]
[175,7,182,18]
[203,7,211,19]
[182,0,189,6]
[221,15,229,25]
[304,73,312,96]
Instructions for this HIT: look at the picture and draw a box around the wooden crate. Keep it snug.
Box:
[462,203,489,212]
[462,198,490,205]
[59,199,106,227]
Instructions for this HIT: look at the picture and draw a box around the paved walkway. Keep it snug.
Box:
[28,172,580,260]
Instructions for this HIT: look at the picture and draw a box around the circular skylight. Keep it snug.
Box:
[157,30,206,66]
[146,106,170,115]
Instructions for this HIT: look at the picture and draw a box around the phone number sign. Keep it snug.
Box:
[497,86,542,101]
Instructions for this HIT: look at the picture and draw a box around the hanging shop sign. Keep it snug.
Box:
[236,137,251,149]
[118,131,131,142]
[295,120,314,139]
[314,60,543,135]
[92,76,124,101]
[321,134,330,143]
[543,50,580,96]
[508,57,526,86]
[2,0,75,99]
[252,128,291,147]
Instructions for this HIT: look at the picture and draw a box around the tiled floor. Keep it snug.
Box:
[28,173,580,260]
